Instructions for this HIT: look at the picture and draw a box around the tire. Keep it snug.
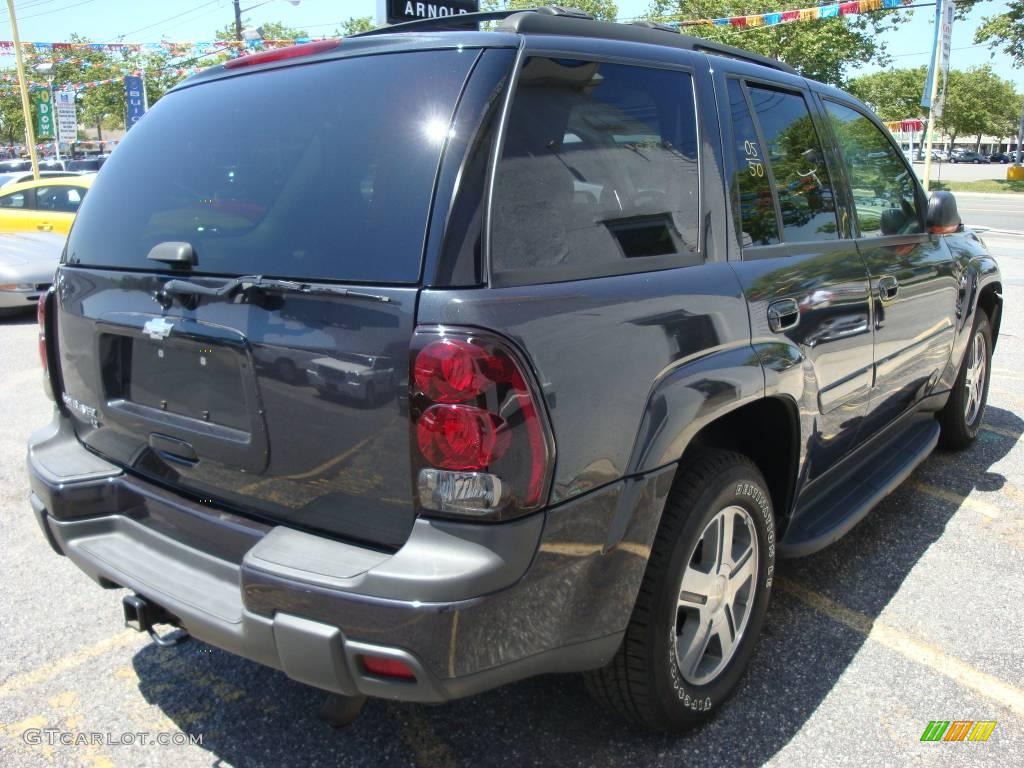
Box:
[939,312,992,449]
[584,449,776,731]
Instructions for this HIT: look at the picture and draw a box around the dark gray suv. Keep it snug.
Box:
[27,8,1002,732]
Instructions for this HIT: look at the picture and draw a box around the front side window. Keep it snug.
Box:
[824,101,922,237]
[491,58,700,285]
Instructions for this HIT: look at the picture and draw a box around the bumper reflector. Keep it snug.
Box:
[360,654,416,681]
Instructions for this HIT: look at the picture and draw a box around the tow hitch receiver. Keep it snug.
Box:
[122,594,190,647]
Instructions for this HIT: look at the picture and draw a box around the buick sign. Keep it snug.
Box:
[378,0,479,27]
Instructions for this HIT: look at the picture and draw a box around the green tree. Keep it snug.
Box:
[483,0,618,21]
[25,35,129,140]
[0,88,25,144]
[647,1,909,86]
[975,1,1024,68]
[214,20,309,43]
[938,66,1021,150]
[339,16,377,35]
[848,67,928,122]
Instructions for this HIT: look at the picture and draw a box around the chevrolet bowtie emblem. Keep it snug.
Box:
[143,317,175,341]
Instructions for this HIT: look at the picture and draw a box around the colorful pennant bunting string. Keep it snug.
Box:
[678,0,914,28]
[0,37,330,57]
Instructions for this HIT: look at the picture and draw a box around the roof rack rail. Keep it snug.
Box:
[350,6,591,38]
[352,5,799,77]
[496,12,800,76]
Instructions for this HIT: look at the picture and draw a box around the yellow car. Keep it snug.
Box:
[0,174,94,235]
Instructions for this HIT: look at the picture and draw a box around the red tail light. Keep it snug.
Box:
[410,328,554,520]
[37,291,54,401]
[224,39,340,70]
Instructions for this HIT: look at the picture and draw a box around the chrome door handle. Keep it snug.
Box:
[767,298,800,333]
[878,275,899,301]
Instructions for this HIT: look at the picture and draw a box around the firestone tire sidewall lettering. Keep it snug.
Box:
[652,467,776,727]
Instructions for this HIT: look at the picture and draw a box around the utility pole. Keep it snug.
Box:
[233,0,244,41]
[6,0,41,180]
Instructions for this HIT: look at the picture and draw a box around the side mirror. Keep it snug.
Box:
[926,191,962,234]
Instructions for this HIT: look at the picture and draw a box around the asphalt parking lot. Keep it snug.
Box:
[1,225,1022,767]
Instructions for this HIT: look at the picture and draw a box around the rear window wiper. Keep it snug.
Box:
[156,275,393,308]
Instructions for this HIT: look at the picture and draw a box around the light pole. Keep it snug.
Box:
[6,0,41,181]
[233,0,302,42]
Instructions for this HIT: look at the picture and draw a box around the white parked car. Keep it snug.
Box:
[0,231,64,315]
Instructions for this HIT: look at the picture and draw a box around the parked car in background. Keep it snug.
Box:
[65,156,108,173]
[0,170,81,188]
[0,231,64,315]
[989,152,1014,164]
[0,174,94,234]
[950,150,990,164]
[307,353,398,405]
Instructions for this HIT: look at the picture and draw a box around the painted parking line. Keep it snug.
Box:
[0,631,140,700]
[776,577,1024,717]
[907,481,1000,516]
[982,424,1022,440]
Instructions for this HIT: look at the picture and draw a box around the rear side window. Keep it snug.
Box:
[726,79,779,247]
[823,100,922,237]
[491,58,700,285]
[66,50,479,283]
[728,79,839,249]
[747,86,838,243]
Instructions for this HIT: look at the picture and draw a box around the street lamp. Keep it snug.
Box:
[233,0,302,42]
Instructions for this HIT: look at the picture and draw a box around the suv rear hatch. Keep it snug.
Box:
[53,44,486,550]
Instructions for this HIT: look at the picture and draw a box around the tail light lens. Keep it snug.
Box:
[37,290,54,401]
[410,328,554,521]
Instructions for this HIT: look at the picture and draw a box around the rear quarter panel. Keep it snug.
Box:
[417,263,754,503]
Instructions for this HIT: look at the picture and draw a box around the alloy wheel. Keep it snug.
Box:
[963,329,987,425]
[675,505,759,686]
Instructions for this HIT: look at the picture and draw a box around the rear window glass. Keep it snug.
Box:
[491,58,700,285]
[66,50,478,283]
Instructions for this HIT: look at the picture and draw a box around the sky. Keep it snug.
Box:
[0,0,1021,90]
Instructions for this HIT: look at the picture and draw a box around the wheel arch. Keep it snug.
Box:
[676,396,801,534]
[977,279,1002,348]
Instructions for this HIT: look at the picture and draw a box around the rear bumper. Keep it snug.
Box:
[28,413,674,702]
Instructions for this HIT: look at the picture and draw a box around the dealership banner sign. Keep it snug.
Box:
[32,88,54,140]
[377,0,479,27]
[124,75,145,130]
[55,88,77,143]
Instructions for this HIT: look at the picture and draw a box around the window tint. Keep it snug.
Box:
[824,101,922,237]
[0,191,26,208]
[37,185,86,213]
[727,79,779,246]
[747,86,838,243]
[491,59,700,284]
[66,50,477,282]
